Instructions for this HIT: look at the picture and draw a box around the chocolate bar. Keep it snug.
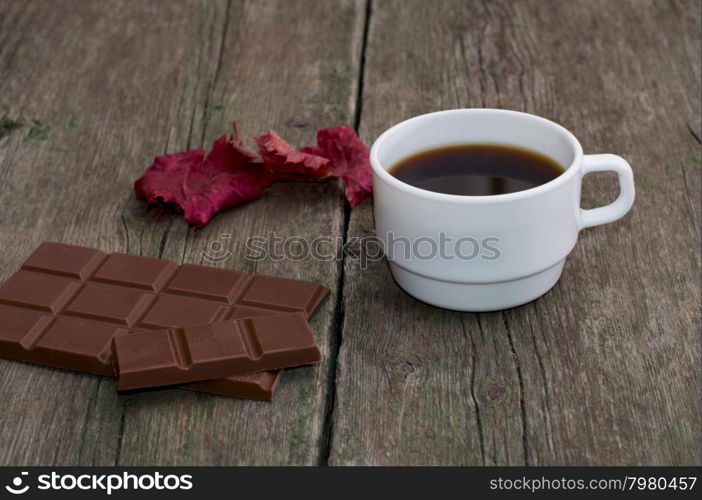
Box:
[113,313,320,390]
[0,241,329,399]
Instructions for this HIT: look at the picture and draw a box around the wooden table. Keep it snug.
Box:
[0,0,699,466]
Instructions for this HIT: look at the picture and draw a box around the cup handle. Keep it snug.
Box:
[578,154,635,229]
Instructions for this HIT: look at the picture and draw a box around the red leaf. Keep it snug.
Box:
[134,149,203,206]
[255,126,373,206]
[254,130,329,176]
[134,135,275,228]
[135,122,373,228]
[302,125,373,207]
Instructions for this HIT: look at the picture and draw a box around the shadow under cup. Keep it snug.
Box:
[370,109,589,312]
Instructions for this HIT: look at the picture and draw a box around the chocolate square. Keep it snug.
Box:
[35,318,125,376]
[240,276,326,315]
[92,253,177,292]
[22,241,106,279]
[0,271,81,313]
[164,264,250,303]
[0,305,52,352]
[138,295,225,329]
[64,283,153,325]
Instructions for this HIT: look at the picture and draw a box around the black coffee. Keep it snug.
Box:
[388,143,564,196]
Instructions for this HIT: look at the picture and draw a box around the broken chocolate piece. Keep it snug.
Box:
[112,313,320,390]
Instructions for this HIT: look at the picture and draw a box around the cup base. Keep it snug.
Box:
[388,259,565,312]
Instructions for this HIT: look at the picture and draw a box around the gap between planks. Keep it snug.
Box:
[317,0,373,466]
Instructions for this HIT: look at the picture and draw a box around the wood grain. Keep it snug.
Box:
[330,0,701,465]
[0,0,365,465]
[0,0,224,465]
[117,0,366,466]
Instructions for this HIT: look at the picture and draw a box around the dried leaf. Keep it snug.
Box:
[135,122,373,227]
[302,125,373,207]
[254,130,329,176]
[134,136,274,228]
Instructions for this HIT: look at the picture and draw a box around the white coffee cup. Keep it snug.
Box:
[370,109,635,311]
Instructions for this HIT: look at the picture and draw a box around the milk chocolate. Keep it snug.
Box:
[0,242,329,399]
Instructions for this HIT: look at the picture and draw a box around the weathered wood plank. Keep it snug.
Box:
[0,0,223,464]
[331,0,700,465]
[116,0,366,465]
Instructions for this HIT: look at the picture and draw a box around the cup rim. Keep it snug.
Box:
[369,108,584,204]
